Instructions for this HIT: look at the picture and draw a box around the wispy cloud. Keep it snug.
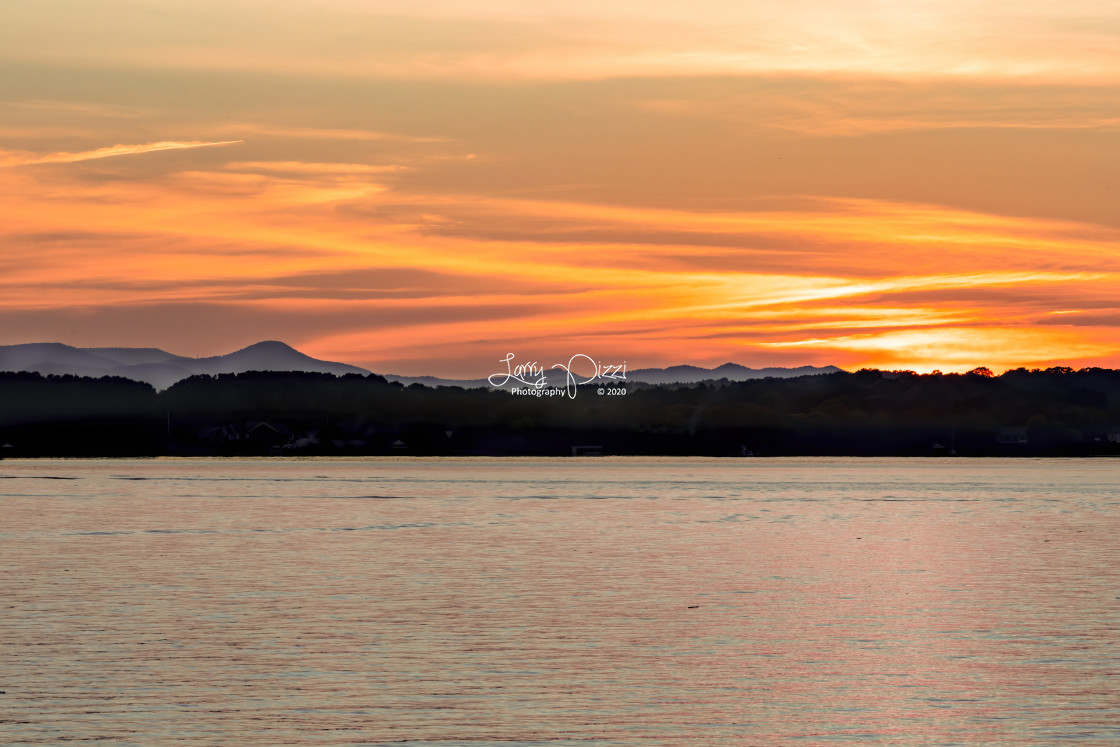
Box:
[221,124,450,143]
[225,161,411,175]
[1,140,242,168]
[5,1,1120,82]
[7,143,1117,373]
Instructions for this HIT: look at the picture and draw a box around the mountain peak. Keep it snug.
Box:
[235,340,300,354]
[218,341,314,364]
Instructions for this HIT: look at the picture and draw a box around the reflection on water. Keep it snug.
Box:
[2,458,1119,745]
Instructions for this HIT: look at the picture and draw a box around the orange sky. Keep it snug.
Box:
[2,1,1119,375]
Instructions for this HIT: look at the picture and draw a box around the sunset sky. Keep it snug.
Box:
[2,1,1119,375]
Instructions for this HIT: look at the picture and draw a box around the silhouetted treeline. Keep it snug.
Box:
[0,372,164,456]
[3,367,1120,456]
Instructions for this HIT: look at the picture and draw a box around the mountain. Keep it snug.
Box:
[1,340,842,390]
[0,341,369,389]
[383,362,843,388]
[625,362,843,384]
[190,341,366,378]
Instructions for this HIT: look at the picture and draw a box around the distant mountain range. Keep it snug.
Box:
[0,341,369,390]
[622,362,842,385]
[0,340,842,389]
[383,362,843,388]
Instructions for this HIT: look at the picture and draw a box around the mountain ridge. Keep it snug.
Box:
[0,340,844,389]
[382,362,843,388]
[0,341,369,390]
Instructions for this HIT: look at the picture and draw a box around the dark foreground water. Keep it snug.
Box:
[2,457,1119,746]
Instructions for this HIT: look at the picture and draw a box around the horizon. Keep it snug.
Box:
[5,338,1113,380]
[3,2,1119,376]
[3,338,844,378]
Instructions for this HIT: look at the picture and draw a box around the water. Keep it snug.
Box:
[2,457,1118,746]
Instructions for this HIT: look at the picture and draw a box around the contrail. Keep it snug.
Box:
[5,139,243,167]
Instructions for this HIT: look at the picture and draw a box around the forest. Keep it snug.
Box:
[2,366,1120,457]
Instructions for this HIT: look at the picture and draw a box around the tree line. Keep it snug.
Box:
[2,366,1120,456]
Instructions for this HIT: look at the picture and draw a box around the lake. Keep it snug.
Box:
[2,457,1118,745]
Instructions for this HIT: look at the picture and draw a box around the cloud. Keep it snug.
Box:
[758,326,1120,371]
[636,79,1120,137]
[0,300,550,363]
[220,124,450,143]
[4,143,1120,375]
[0,140,243,168]
[5,1,1120,82]
[225,161,411,175]
[1,54,1119,375]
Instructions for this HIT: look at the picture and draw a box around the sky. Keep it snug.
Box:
[2,1,1119,376]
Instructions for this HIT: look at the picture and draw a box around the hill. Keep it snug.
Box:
[0,341,369,389]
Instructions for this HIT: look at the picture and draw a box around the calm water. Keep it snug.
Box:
[2,457,1119,746]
